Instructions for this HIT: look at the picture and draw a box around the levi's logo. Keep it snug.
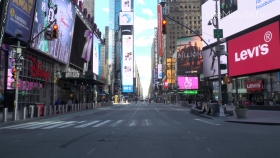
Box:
[247,83,260,89]
[235,31,272,62]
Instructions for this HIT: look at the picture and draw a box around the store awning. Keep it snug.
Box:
[58,72,107,86]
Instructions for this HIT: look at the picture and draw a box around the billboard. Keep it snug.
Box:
[177,76,199,90]
[203,43,227,80]
[228,22,280,77]
[93,34,100,75]
[157,5,162,57]
[121,0,131,12]
[119,12,134,26]
[176,36,203,75]
[158,64,162,79]
[121,26,132,35]
[31,0,76,64]
[202,0,280,46]
[122,35,133,92]
[4,0,36,42]
[166,58,176,84]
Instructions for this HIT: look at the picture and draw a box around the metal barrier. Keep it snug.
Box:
[22,107,26,120]
[2,108,7,122]
[30,106,34,118]
[49,106,52,115]
[37,107,40,117]
[44,106,47,116]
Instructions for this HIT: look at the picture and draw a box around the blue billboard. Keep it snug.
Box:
[5,0,36,42]
[31,0,76,64]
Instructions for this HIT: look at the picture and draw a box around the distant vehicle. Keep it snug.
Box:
[145,98,148,102]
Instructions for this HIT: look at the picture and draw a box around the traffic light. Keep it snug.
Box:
[12,68,17,80]
[53,24,59,38]
[162,19,167,34]
[223,76,231,84]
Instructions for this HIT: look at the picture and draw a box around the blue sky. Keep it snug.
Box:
[95,0,157,97]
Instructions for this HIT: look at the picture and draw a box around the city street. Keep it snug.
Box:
[0,102,280,158]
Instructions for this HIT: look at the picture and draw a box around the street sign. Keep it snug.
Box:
[44,30,53,40]
[12,62,22,66]
[214,29,223,38]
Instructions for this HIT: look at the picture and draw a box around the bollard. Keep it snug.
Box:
[37,107,40,117]
[2,108,7,122]
[30,106,34,118]
[61,105,64,113]
[22,107,26,120]
[44,106,47,116]
[49,106,52,115]
[58,105,61,114]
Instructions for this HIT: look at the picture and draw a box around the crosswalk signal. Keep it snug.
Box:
[12,68,17,80]
[53,24,59,39]
[162,19,167,34]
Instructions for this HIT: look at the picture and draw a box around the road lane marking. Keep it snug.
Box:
[127,120,137,126]
[87,148,95,155]
[194,119,220,126]
[58,124,75,128]
[109,120,123,127]
[41,121,74,129]
[206,148,213,153]
[142,119,152,126]
[155,108,159,112]
[129,107,139,120]
[92,120,111,127]
[75,121,100,128]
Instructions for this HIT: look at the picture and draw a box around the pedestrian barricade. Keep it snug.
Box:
[2,108,7,122]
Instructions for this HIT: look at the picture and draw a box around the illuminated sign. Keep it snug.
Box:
[121,0,131,12]
[183,90,198,94]
[122,35,133,92]
[119,12,134,26]
[177,76,199,90]
[31,0,76,63]
[5,0,36,42]
[93,34,99,75]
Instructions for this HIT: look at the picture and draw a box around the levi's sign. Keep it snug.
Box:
[245,81,263,92]
[228,22,280,77]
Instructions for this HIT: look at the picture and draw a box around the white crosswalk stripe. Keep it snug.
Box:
[0,119,171,130]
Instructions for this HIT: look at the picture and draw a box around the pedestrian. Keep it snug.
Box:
[55,99,61,114]
[67,99,72,112]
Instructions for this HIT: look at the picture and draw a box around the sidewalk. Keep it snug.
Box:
[197,104,280,125]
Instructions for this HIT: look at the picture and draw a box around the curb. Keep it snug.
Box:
[225,121,280,126]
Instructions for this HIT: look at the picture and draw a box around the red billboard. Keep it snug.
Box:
[157,5,162,57]
[228,22,280,77]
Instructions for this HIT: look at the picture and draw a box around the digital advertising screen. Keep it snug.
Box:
[93,34,100,75]
[202,43,227,80]
[177,76,199,90]
[119,12,134,26]
[228,22,280,77]
[7,50,15,90]
[176,36,203,75]
[202,0,280,46]
[121,26,132,35]
[158,64,162,79]
[4,0,36,42]
[122,35,133,92]
[121,0,131,12]
[31,0,76,63]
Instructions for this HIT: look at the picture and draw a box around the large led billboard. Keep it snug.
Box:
[31,0,76,64]
[203,43,227,80]
[176,36,203,75]
[119,12,134,26]
[158,64,162,79]
[122,35,133,92]
[157,5,162,57]
[121,0,131,12]
[177,76,199,90]
[4,0,36,42]
[228,22,280,77]
[121,26,132,35]
[166,58,176,84]
[93,34,100,75]
[202,0,280,46]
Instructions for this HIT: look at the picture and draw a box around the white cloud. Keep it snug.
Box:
[135,56,151,97]
[134,16,157,34]
[102,8,109,13]
[142,8,154,18]
[137,0,145,5]
[135,36,154,47]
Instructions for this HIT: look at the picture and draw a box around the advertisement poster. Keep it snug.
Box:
[176,36,203,75]
[158,64,162,79]
[122,35,133,92]
[177,76,199,90]
[93,34,99,75]
[5,0,36,42]
[202,43,227,80]
[31,0,76,63]
[119,12,134,26]
[121,0,131,12]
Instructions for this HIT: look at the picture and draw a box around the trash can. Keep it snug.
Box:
[209,103,220,117]
[35,103,44,116]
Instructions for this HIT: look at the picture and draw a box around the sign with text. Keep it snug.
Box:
[177,76,199,90]
[228,22,280,77]
[245,80,263,92]
[177,36,203,75]
[5,0,36,42]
